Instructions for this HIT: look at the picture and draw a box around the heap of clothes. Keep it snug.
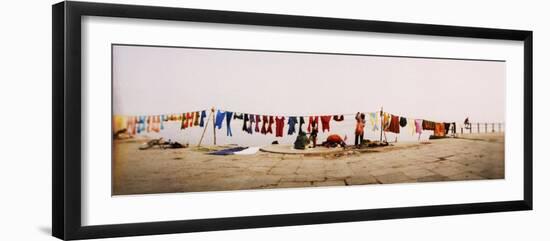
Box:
[113,109,456,138]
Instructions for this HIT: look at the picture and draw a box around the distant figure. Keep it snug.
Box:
[355,112,366,147]
[309,122,319,148]
[294,132,310,150]
[464,117,471,129]
[322,134,347,148]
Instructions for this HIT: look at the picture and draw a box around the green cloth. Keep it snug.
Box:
[294,132,309,150]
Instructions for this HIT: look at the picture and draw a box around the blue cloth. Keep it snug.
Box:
[160,115,165,130]
[214,110,225,129]
[225,111,233,136]
[208,147,247,155]
[199,110,207,127]
[287,116,298,135]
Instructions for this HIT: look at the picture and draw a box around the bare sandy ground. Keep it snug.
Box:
[112,133,504,195]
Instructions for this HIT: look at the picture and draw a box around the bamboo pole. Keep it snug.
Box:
[197,110,213,147]
[211,107,217,145]
[379,107,383,142]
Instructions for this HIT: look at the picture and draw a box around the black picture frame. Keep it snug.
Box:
[52,1,533,240]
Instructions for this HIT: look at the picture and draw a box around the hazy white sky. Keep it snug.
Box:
[113,45,505,123]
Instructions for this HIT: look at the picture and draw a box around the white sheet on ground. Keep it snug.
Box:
[233,147,260,155]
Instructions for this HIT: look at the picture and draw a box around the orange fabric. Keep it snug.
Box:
[326,134,344,143]
[434,123,446,136]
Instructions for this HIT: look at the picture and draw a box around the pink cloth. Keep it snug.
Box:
[414,119,423,134]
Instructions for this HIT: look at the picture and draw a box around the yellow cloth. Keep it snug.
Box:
[113,115,127,132]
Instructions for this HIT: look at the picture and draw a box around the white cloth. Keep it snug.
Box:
[233,147,260,155]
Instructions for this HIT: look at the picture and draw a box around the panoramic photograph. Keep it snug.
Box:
[111,44,505,195]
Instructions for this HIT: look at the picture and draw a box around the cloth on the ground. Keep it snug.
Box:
[415,119,423,134]
[275,116,285,137]
[434,123,446,136]
[199,110,206,127]
[208,147,248,155]
[422,120,436,130]
[287,116,298,135]
[214,110,225,129]
[233,147,260,155]
[261,115,268,134]
[386,115,400,133]
[355,112,365,135]
[299,116,305,134]
[320,115,332,132]
[225,111,233,136]
[326,134,344,143]
[444,122,451,134]
[294,132,309,150]
[255,115,261,132]
[267,116,274,134]
[307,116,319,133]
[399,117,407,127]
[333,115,344,121]
[369,112,380,131]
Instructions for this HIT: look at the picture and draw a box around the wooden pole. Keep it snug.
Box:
[379,107,383,142]
[211,107,216,145]
[197,110,213,147]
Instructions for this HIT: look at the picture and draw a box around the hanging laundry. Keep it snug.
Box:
[333,115,344,122]
[113,115,127,134]
[387,115,400,134]
[369,112,379,131]
[414,119,423,134]
[255,115,261,132]
[383,112,391,130]
[199,110,206,127]
[146,116,152,133]
[186,112,194,128]
[261,115,268,135]
[275,116,286,137]
[152,115,160,132]
[193,111,200,126]
[160,115,165,130]
[422,120,436,130]
[407,118,415,135]
[307,116,319,133]
[399,117,407,127]
[266,116,274,134]
[320,115,332,132]
[214,110,225,130]
[247,114,254,134]
[299,116,305,134]
[287,116,298,135]
[444,122,451,134]
[225,111,233,136]
[242,114,250,132]
[434,123,446,136]
[233,112,243,120]
[126,116,136,135]
[180,113,187,129]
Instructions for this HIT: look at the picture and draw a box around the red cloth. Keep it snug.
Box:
[186,112,194,127]
[434,123,446,136]
[320,115,332,132]
[387,115,400,134]
[275,116,285,137]
[307,116,319,132]
[326,134,344,143]
[255,115,261,132]
[267,116,274,134]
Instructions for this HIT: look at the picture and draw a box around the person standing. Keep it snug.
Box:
[309,121,319,148]
[355,112,366,147]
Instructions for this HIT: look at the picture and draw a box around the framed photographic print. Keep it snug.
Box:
[52,1,533,240]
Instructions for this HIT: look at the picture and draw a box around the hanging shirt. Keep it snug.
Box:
[307,116,319,133]
[387,115,400,134]
[415,119,423,134]
[233,112,243,120]
[287,116,298,135]
[181,113,188,129]
[320,115,332,132]
[275,116,286,137]
[444,122,451,134]
[422,120,436,130]
[434,123,446,136]
[369,112,379,131]
[267,116,274,134]
[225,111,233,136]
[242,114,249,132]
[247,114,254,134]
[255,115,261,132]
[199,110,207,127]
[186,112,194,128]
[214,110,225,129]
[333,115,344,122]
[299,116,305,134]
[193,111,200,126]
[399,117,407,127]
[261,115,268,134]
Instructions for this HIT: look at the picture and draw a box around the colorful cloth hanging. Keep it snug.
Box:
[275,116,285,137]
[415,119,423,134]
[422,120,436,130]
[307,116,319,133]
[247,114,254,134]
[242,114,249,132]
[225,111,233,136]
[387,115,400,134]
[320,115,332,132]
[267,116,274,134]
[434,123,446,136]
[287,116,298,135]
[261,115,268,134]
[199,110,206,127]
[369,112,379,131]
[214,110,225,130]
[255,115,261,132]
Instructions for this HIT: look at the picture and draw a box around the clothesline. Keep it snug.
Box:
[215,108,379,118]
